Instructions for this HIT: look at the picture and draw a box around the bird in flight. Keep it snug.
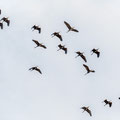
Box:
[83,64,95,75]
[51,32,62,41]
[32,40,47,49]
[57,44,67,54]
[75,51,87,62]
[91,48,100,58]
[1,17,10,26]
[31,25,41,33]
[102,99,112,107]
[64,21,79,32]
[29,66,42,74]
[0,22,3,29]
[81,106,92,116]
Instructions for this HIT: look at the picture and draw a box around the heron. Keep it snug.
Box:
[91,48,100,58]
[31,25,41,33]
[57,44,67,54]
[32,40,47,49]
[83,64,95,75]
[81,106,92,116]
[51,32,62,41]
[1,17,10,26]
[102,99,112,107]
[64,21,79,32]
[75,51,87,62]
[29,66,42,74]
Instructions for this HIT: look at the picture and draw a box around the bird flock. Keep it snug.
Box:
[1,8,120,118]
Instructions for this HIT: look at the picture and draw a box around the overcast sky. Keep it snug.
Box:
[0,0,120,120]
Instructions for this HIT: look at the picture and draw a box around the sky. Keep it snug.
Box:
[0,0,120,120]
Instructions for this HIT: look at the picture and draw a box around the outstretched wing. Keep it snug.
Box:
[109,102,112,107]
[6,20,10,26]
[86,109,92,116]
[0,22,3,29]
[38,27,41,33]
[32,40,40,46]
[64,21,71,30]
[72,28,79,32]
[96,51,100,58]
[36,68,42,74]
[56,34,62,41]
[83,64,89,72]
[81,55,87,62]
[39,43,47,49]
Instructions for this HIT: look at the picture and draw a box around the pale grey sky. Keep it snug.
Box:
[0,0,120,120]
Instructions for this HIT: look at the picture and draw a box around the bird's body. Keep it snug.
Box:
[83,64,95,75]
[57,44,67,54]
[1,17,10,26]
[32,40,47,49]
[29,66,42,74]
[64,21,79,32]
[103,99,112,107]
[75,51,87,62]
[31,25,41,33]
[51,32,62,41]
[81,106,92,116]
[91,48,100,58]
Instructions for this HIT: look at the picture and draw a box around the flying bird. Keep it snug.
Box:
[0,22,3,29]
[75,51,87,62]
[1,17,10,26]
[83,64,95,75]
[91,48,100,58]
[102,99,112,107]
[29,66,42,74]
[32,40,47,49]
[31,25,41,33]
[81,106,92,116]
[64,21,79,32]
[51,32,62,41]
[57,44,67,54]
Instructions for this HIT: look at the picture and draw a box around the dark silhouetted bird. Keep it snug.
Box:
[64,21,79,32]
[91,48,100,58]
[75,51,87,62]
[29,66,42,74]
[0,22,3,29]
[51,32,62,41]
[32,40,47,49]
[83,64,95,75]
[31,25,41,33]
[57,44,67,54]
[1,17,10,26]
[102,99,112,107]
[81,106,92,116]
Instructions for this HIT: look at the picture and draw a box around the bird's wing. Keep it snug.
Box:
[36,68,42,74]
[97,52,100,58]
[109,102,112,107]
[7,20,10,26]
[81,55,87,62]
[40,44,47,49]
[86,109,92,116]
[72,28,79,32]
[83,64,89,72]
[56,34,62,41]
[65,48,67,54]
[32,40,40,46]
[0,23,3,29]
[64,21,71,29]
[38,28,41,33]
